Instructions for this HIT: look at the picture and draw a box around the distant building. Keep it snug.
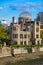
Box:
[36,12,43,43]
[0,21,1,24]
[10,12,43,45]
[0,20,10,29]
[1,20,10,26]
[37,12,43,24]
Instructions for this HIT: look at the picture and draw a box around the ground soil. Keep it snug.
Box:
[0,53,43,65]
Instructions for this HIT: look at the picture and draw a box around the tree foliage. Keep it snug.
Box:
[0,24,10,39]
[0,24,10,44]
[40,30,43,39]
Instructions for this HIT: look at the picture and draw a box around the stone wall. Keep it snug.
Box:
[32,47,43,52]
[13,48,28,54]
[2,47,11,57]
[0,47,11,57]
[0,47,28,57]
[0,47,2,57]
[0,47,43,57]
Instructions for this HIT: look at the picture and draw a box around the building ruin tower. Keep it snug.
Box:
[10,12,42,45]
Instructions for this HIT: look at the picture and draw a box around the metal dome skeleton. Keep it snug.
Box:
[19,11,31,17]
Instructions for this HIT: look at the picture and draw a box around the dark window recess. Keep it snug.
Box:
[23,29,26,31]
[26,27,29,31]
[41,39,43,44]
[24,41,26,45]
[40,25,43,29]
[14,41,17,45]
[36,28,39,32]
[31,33,33,38]
[20,41,23,45]
[36,22,39,25]
[13,27,16,30]
[19,21,22,24]
[13,34,18,38]
[37,41,40,44]
[36,35,39,38]
[23,28,29,31]
[24,23,26,25]
[25,19,30,22]
[28,35,30,38]
[24,35,27,38]
[20,34,23,38]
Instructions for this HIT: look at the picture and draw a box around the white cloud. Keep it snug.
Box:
[9,2,43,12]
[0,7,3,10]
[24,2,43,8]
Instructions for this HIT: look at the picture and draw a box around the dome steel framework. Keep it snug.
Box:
[19,11,31,17]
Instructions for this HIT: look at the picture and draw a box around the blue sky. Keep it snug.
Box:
[0,0,43,23]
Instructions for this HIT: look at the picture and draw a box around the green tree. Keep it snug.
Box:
[40,30,43,39]
[0,24,10,45]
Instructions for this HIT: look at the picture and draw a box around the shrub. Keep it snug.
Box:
[32,44,43,47]
[11,44,26,48]
[26,46,32,53]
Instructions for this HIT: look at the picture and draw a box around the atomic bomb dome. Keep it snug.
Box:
[19,11,31,17]
[18,11,32,24]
